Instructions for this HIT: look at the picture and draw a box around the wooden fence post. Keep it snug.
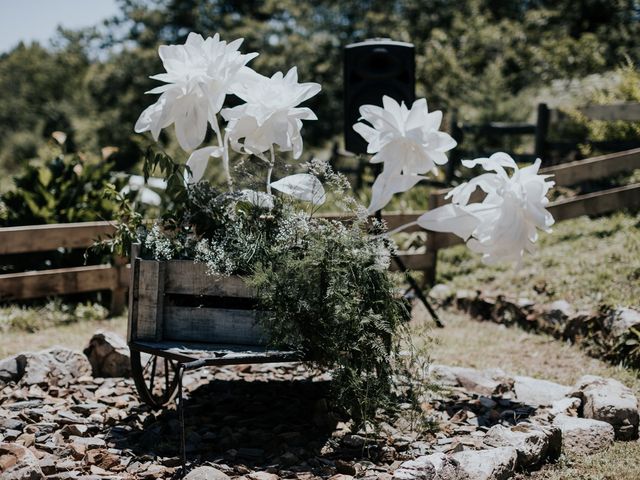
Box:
[110,256,128,316]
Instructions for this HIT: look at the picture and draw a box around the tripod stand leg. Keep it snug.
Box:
[393,254,444,328]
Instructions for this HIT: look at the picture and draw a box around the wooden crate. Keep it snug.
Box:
[128,252,267,346]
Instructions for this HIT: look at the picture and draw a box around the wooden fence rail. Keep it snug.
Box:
[1,148,638,310]
[0,222,127,314]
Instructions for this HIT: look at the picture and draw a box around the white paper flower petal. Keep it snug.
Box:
[185,146,223,184]
[139,189,162,206]
[135,33,258,153]
[461,152,517,173]
[368,173,424,214]
[416,204,481,240]
[353,95,455,178]
[223,67,320,158]
[270,174,326,205]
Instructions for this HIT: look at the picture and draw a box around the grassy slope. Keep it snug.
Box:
[437,211,640,311]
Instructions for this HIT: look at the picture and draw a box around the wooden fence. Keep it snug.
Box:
[448,101,640,177]
[1,147,638,311]
[0,222,128,314]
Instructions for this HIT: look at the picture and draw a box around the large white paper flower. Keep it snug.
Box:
[135,33,258,151]
[417,153,555,264]
[353,96,456,212]
[221,67,321,159]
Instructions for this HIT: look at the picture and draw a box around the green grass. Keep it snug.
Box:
[437,211,640,311]
[0,301,110,334]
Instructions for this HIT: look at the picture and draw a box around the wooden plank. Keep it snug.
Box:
[0,221,115,255]
[131,340,301,364]
[547,183,640,222]
[0,265,118,301]
[163,261,254,297]
[540,148,640,186]
[134,260,165,341]
[163,306,267,346]
[579,103,640,121]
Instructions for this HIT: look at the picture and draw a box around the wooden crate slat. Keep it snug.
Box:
[131,340,301,364]
[0,221,115,255]
[0,264,119,301]
[164,260,254,297]
[134,260,165,340]
[163,306,267,346]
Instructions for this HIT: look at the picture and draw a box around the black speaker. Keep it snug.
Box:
[344,38,415,154]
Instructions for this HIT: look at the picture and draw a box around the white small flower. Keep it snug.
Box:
[417,153,555,264]
[353,96,456,212]
[135,32,258,151]
[221,67,321,159]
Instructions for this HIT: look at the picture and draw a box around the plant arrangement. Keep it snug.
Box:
[116,32,555,421]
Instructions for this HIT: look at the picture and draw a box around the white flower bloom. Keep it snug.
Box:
[417,153,555,264]
[353,96,456,212]
[135,32,258,151]
[270,173,326,205]
[121,175,167,206]
[221,67,321,159]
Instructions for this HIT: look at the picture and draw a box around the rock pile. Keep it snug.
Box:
[0,331,638,480]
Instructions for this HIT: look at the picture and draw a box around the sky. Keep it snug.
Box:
[0,0,121,54]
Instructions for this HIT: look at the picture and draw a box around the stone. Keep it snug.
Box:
[541,300,574,326]
[513,376,571,407]
[247,473,280,480]
[603,308,640,338]
[570,375,639,440]
[553,414,614,455]
[452,447,517,480]
[0,355,24,384]
[428,284,453,304]
[549,397,581,417]
[392,455,436,480]
[83,331,131,378]
[184,466,231,480]
[429,365,513,396]
[483,423,555,468]
[0,442,45,480]
[19,349,92,387]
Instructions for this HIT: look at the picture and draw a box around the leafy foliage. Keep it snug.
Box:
[127,154,418,422]
[2,0,640,178]
[0,145,126,226]
[248,215,410,421]
[558,61,640,157]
